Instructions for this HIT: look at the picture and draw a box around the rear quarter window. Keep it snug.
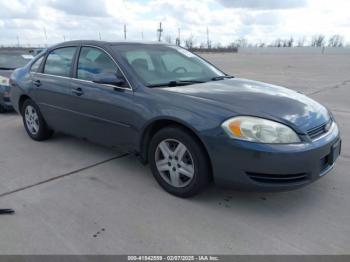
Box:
[30,56,44,73]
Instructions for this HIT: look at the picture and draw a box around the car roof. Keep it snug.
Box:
[50,40,172,50]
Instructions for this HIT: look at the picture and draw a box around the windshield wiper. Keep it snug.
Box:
[211,75,234,81]
[0,67,15,70]
[148,80,205,88]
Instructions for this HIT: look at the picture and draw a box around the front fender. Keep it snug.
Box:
[137,112,219,165]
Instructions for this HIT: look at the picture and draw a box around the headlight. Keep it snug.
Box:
[0,76,10,87]
[222,116,301,144]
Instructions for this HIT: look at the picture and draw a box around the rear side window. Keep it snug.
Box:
[44,47,76,77]
[30,56,44,73]
[77,47,118,81]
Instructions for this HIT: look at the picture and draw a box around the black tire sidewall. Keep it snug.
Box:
[149,126,211,198]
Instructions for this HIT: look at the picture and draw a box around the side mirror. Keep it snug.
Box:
[92,73,125,87]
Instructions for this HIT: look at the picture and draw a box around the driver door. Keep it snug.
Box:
[68,46,137,150]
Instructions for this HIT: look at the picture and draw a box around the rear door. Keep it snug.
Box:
[31,46,79,132]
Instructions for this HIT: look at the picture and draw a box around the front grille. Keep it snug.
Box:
[246,172,309,184]
[307,120,331,140]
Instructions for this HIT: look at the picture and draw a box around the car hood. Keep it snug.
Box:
[161,78,330,133]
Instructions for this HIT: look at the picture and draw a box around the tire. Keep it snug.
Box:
[148,126,211,198]
[22,99,53,141]
[0,105,5,113]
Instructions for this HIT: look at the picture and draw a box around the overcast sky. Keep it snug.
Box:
[0,0,349,46]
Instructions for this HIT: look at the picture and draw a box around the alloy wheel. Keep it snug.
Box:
[24,105,39,135]
[155,139,195,188]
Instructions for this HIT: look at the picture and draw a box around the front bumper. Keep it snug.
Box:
[204,122,341,191]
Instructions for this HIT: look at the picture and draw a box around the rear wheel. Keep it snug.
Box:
[22,99,53,141]
[149,126,211,197]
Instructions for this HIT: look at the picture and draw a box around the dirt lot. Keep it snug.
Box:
[0,53,349,254]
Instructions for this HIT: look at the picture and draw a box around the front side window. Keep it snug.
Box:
[77,47,118,81]
[112,45,225,87]
[44,47,76,77]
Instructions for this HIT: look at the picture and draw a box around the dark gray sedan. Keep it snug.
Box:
[10,41,341,197]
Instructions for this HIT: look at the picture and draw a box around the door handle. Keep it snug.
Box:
[33,79,41,87]
[72,87,84,96]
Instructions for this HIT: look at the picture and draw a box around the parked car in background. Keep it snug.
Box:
[0,49,34,112]
[30,48,45,57]
[10,41,341,197]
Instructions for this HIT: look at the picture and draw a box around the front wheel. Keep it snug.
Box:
[22,99,53,141]
[148,126,211,198]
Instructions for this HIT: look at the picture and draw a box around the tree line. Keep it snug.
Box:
[165,34,346,50]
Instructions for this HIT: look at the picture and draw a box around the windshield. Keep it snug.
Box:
[112,45,225,87]
[0,51,34,69]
